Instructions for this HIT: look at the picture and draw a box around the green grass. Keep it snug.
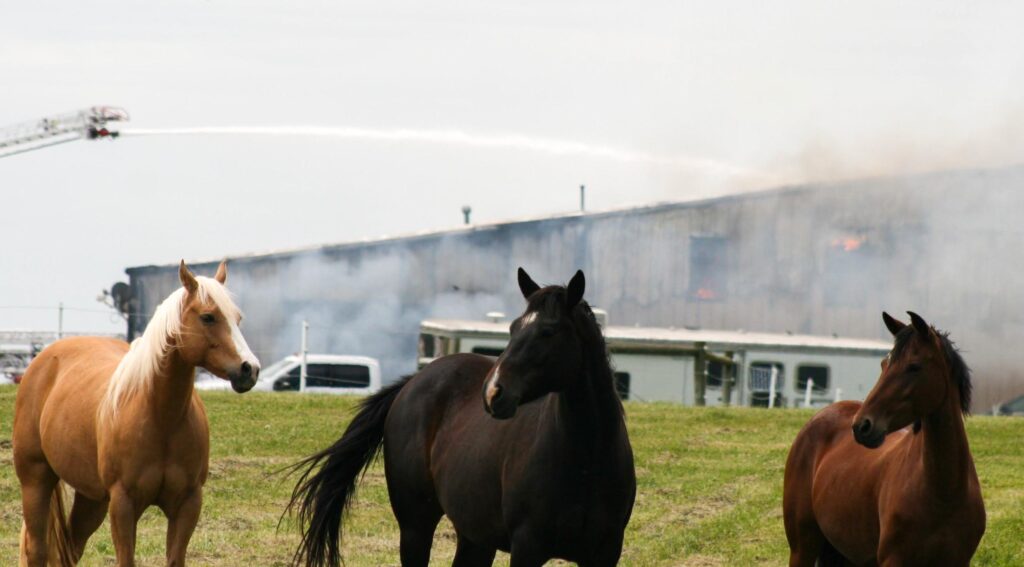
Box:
[1,385,1022,565]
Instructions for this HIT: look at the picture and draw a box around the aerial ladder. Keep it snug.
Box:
[0,106,129,159]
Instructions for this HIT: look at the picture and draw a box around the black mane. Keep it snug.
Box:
[890,326,972,415]
[527,286,622,416]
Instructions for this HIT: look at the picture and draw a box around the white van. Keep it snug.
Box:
[195,354,382,395]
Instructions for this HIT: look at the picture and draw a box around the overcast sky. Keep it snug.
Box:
[3,0,1023,333]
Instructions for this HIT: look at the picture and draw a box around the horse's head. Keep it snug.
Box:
[483,268,591,419]
[177,260,261,393]
[853,311,969,448]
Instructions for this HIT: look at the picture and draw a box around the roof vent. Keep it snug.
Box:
[485,311,505,323]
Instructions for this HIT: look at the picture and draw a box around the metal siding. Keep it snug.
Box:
[125,168,1024,410]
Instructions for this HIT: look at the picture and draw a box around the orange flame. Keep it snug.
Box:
[832,236,865,252]
[696,288,717,300]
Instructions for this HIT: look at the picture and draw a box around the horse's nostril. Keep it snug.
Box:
[241,362,252,377]
[859,419,873,434]
[491,383,503,401]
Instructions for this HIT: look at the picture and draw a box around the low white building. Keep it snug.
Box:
[418,318,891,408]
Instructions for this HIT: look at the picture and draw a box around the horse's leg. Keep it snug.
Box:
[578,534,625,567]
[17,462,58,567]
[787,524,826,567]
[450,534,496,567]
[68,492,109,562]
[108,487,141,567]
[396,514,441,567]
[508,537,548,567]
[387,452,443,567]
[163,489,202,567]
[508,550,547,567]
[784,518,833,567]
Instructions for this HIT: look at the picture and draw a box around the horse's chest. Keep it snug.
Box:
[101,421,208,498]
[877,502,984,565]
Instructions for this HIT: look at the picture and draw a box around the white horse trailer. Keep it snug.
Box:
[417,319,891,408]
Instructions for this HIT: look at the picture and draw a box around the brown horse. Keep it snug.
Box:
[13,260,260,566]
[288,268,635,567]
[783,312,985,566]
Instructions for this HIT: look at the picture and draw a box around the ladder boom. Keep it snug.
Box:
[0,106,129,158]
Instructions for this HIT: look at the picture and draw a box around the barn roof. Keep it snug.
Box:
[420,318,892,355]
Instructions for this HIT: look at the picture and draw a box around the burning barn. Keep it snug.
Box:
[122,166,1024,410]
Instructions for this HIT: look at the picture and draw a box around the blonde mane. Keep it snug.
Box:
[100,276,241,421]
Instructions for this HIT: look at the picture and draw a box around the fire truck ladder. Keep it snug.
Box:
[0,106,130,159]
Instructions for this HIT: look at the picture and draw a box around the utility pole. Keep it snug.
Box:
[57,302,64,340]
[300,320,309,392]
[580,185,586,212]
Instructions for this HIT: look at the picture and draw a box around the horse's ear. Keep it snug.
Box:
[907,311,931,336]
[566,270,585,307]
[882,312,906,336]
[179,260,198,294]
[214,259,228,284]
[518,267,540,299]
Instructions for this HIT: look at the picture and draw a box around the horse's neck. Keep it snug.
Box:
[916,392,972,496]
[145,348,198,428]
[556,367,624,464]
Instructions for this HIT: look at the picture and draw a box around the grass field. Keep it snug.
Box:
[1,385,1022,566]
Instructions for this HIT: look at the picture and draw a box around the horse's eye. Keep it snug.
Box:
[199,313,216,325]
[906,362,922,373]
[540,326,557,338]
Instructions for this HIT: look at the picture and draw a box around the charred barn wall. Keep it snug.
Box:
[125,167,1024,410]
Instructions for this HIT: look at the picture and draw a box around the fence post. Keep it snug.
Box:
[768,366,778,409]
[694,343,707,407]
[834,388,843,403]
[721,351,734,407]
[804,379,814,408]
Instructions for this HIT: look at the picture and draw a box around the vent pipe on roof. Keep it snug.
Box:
[462,205,472,225]
[580,184,585,212]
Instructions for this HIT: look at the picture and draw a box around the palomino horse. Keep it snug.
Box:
[783,312,985,566]
[288,268,635,567]
[13,260,260,566]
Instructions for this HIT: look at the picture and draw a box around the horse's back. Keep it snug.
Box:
[17,336,126,417]
[14,337,128,499]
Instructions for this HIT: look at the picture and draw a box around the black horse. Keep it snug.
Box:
[288,268,636,567]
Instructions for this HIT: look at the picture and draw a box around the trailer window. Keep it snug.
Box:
[706,360,725,388]
[418,334,436,358]
[796,365,829,392]
[749,362,784,391]
[613,372,631,400]
[472,346,504,357]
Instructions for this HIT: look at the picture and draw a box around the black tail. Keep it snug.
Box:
[286,376,412,567]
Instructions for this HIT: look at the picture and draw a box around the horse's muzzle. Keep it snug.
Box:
[484,383,518,419]
[229,361,259,393]
[852,417,886,449]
